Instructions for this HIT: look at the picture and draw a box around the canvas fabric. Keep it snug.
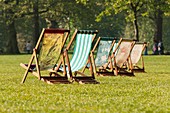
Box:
[38,33,64,70]
[95,40,112,67]
[115,41,132,67]
[131,44,143,64]
[70,33,93,72]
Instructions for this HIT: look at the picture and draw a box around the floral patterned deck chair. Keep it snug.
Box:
[85,37,119,76]
[106,38,135,76]
[20,28,72,84]
[130,42,147,72]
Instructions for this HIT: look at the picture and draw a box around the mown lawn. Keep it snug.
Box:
[0,55,169,113]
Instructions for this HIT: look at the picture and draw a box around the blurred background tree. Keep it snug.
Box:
[0,0,170,54]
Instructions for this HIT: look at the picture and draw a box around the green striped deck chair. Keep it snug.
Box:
[107,38,135,76]
[87,37,119,76]
[130,42,147,72]
[62,29,99,84]
[20,28,72,84]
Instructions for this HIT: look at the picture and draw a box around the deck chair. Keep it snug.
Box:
[103,38,135,76]
[20,28,72,84]
[54,29,99,84]
[86,37,119,76]
[130,42,147,72]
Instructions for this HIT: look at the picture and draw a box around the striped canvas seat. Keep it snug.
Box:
[70,33,93,72]
[63,29,99,84]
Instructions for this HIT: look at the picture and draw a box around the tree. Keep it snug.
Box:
[0,0,63,53]
[77,0,150,41]
[0,0,20,54]
[70,0,125,37]
[78,0,170,42]
[147,0,170,42]
[98,0,149,41]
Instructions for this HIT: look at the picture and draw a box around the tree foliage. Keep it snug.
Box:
[0,0,170,53]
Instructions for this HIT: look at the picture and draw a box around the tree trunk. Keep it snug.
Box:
[33,0,40,47]
[5,21,20,54]
[154,9,163,42]
[133,12,139,41]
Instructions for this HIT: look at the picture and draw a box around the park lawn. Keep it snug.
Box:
[0,55,169,113]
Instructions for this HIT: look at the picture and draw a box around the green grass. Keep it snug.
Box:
[0,55,170,113]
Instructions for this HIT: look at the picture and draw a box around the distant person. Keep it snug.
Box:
[25,41,32,54]
[144,42,149,55]
[152,40,158,55]
[144,46,148,55]
[158,40,164,55]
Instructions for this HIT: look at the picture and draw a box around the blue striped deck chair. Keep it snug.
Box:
[86,37,119,76]
[130,42,147,72]
[20,28,72,84]
[57,29,99,84]
[106,38,135,76]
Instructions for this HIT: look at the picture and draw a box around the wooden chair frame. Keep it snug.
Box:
[85,37,118,76]
[130,42,147,72]
[65,29,99,84]
[105,38,135,76]
[20,28,72,84]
